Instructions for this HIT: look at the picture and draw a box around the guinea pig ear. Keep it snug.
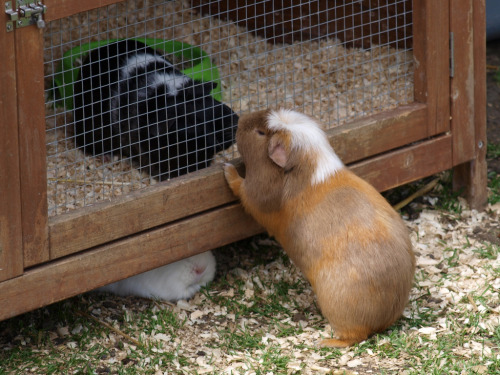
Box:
[268,134,288,168]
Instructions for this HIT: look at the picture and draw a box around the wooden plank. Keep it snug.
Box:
[349,135,453,192]
[412,0,450,136]
[452,0,488,210]
[328,103,428,164]
[0,204,262,321]
[450,0,476,164]
[44,0,124,22]
[49,163,239,259]
[49,104,428,258]
[15,28,49,267]
[0,24,23,282]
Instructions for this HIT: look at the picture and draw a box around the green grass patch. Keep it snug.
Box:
[487,143,500,204]
[472,242,499,260]
[487,142,500,159]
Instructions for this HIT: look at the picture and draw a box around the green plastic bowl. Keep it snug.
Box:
[52,38,222,110]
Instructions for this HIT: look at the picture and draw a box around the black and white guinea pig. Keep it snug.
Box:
[73,39,238,181]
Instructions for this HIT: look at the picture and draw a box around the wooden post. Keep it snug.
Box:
[412,0,450,136]
[450,0,476,165]
[0,22,23,281]
[15,27,50,265]
[451,0,488,210]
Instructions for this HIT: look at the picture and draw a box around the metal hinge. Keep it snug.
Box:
[5,0,47,32]
[449,32,455,78]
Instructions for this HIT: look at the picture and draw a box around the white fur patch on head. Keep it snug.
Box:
[122,53,191,96]
[267,109,344,184]
[122,53,167,76]
[149,73,191,96]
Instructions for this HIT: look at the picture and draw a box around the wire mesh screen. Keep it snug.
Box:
[44,0,413,216]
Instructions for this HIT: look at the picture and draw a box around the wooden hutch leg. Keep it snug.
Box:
[452,0,487,210]
[453,158,488,210]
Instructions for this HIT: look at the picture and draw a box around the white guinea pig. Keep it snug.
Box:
[224,108,415,348]
[96,251,216,301]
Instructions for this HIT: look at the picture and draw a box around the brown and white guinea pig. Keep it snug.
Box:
[223,108,415,348]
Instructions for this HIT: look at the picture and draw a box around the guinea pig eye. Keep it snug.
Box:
[255,129,265,136]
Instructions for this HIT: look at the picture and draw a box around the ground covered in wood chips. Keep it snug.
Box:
[0,187,499,374]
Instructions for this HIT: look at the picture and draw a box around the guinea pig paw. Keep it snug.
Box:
[318,338,352,348]
[223,163,238,179]
[222,163,243,194]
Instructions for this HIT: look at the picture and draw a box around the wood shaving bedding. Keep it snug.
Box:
[44,0,413,216]
[111,203,499,374]
[3,203,496,373]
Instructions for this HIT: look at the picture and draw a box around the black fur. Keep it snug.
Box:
[73,39,237,180]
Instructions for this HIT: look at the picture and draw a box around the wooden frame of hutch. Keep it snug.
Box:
[0,0,487,320]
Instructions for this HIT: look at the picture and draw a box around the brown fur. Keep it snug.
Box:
[224,109,415,348]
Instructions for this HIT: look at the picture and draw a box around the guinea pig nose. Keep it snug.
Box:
[194,265,206,275]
